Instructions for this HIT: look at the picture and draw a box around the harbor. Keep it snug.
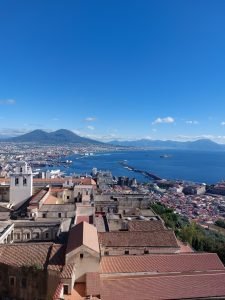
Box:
[120,161,162,181]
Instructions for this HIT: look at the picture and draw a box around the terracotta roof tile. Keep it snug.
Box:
[86,272,100,296]
[48,244,65,272]
[66,222,99,255]
[98,230,179,248]
[44,194,60,204]
[0,243,65,272]
[60,263,75,279]
[0,243,51,269]
[100,272,225,300]
[76,215,92,225]
[127,220,165,231]
[52,283,63,300]
[100,253,225,274]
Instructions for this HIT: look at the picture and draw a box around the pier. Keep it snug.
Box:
[119,162,162,180]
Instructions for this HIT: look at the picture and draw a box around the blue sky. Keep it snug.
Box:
[1,0,225,142]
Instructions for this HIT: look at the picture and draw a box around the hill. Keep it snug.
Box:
[5,129,104,145]
[109,138,224,151]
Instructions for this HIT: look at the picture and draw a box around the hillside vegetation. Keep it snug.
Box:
[151,202,225,264]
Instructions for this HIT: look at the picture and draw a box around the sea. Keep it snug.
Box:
[43,149,225,184]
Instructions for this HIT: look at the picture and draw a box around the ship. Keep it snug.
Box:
[160,154,172,158]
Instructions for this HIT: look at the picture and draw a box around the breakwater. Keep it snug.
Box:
[119,161,162,180]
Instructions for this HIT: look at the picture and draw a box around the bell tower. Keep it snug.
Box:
[9,161,33,208]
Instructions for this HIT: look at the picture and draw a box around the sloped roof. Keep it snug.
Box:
[60,263,75,279]
[98,230,179,248]
[66,221,99,254]
[100,272,225,300]
[75,215,93,225]
[86,272,100,296]
[100,253,225,274]
[0,243,65,271]
[127,220,165,231]
[44,194,60,205]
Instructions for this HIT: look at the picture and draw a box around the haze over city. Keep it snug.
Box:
[1,0,225,143]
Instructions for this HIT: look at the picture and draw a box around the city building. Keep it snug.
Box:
[9,162,33,209]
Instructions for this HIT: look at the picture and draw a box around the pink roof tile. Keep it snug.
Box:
[100,272,225,300]
[76,215,91,225]
[60,264,75,279]
[86,272,100,296]
[0,243,64,271]
[66,222,99,255]
[100,253,224,274]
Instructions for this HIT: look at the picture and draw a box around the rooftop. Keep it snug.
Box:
[127,219,165,231]
[66,222,99,255]
[0,242,65,271]
[100,272,225,300]
[100,253,224,274]
[98,230,179,248]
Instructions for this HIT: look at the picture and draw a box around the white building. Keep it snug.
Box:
[9,161,33,208]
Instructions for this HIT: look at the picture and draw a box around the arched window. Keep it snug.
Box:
[23,178,27,185]
[15,178,19,185]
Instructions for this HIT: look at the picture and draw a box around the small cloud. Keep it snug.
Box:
[176,134,215,141]
[152,116,175,125]
[52,118,59,121]
[87,125,95,131]
[221,122,225,126]
[186,120,199,125]
[0,128,28,137]
[0,99,16,105]
[84,117,96,122]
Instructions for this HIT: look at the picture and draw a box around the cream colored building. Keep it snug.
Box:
[9,161,33,208]
[61,221,100,295]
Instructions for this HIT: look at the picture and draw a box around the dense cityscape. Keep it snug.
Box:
[1,0,225,299]
[0,136,225,299]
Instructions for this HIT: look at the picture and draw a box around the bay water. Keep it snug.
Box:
[54,150,225,184]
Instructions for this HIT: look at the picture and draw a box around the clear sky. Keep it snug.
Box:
[1,0,225,142]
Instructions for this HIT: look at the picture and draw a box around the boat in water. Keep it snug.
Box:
[160,154,172,158]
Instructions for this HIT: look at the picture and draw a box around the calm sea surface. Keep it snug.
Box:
[50,150,225,184]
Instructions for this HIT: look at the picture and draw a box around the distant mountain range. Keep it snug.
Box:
[2,129,104,145]
[109,138,225,151]
[1,129,225,150]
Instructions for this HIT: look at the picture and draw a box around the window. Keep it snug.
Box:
[104,251,109,256]
[21,278,27,288]
[67,196,70,199]
[125,250,129,255]
[20,167,23,173]
[26,233,30,239]
[63,285,69,295]
[15,178,19,185]
[33,232,40,239]
[23,178,27,185]
[80,253,84,259]
[43,213,46,218]
[14,233,20,240]
[9,276,15,286]
[58,213,61,218]
[144,249,149,254]
[45,232,49,239]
